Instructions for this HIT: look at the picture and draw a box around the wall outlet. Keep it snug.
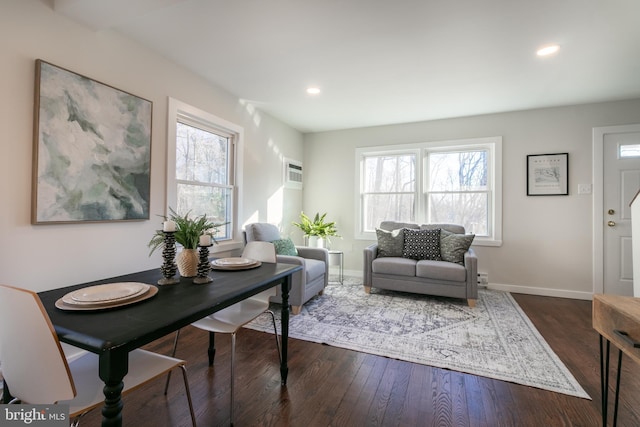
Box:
[477,272,489,286]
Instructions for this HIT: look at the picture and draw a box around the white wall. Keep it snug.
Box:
[303,99,640,299]
[0,0,303,291]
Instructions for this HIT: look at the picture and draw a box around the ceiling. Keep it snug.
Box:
[52,0,640,133]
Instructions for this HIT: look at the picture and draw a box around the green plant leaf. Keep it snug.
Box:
[148,207,228,256]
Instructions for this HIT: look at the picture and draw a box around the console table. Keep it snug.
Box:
[593,294,640,427]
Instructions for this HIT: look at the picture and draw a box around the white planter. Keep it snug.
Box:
[307,235,318,247]
[305,236,328,248]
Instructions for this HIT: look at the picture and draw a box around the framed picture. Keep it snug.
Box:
[527,153,569,196]
[32,60,152,224]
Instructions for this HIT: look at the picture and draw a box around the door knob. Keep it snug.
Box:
[608,221,616,227]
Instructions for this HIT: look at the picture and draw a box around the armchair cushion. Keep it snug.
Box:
[304,259,326,283]
[440,229,475,265]
[245,223,281,242]
[375,228,405,257]
[272,238,298,256]
[402,228,442,261]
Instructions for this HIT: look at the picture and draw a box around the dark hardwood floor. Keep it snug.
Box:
[79,291,640,426]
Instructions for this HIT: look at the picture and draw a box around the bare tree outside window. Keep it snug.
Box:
[175,121,232,240]
[362,154,416,231]
[357,138,500,242]
[428,150,489,235]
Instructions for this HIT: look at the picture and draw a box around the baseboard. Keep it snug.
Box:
[487,283,593,301]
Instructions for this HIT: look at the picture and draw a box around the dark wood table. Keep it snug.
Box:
[37,262,302,427]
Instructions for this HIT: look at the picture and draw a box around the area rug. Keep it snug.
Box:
[245,277,590,399]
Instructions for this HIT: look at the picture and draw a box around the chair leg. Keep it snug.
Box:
[267,310,282,363]
[164,329,181,394]
[179,364,197,427]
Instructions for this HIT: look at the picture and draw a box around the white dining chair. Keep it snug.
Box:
[0,284,197,427]
[166,241,281,426]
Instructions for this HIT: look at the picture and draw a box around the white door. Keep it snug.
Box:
[603,126,640,295]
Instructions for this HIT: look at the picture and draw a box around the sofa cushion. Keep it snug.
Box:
[402,228,442,261]
[272,238,298,256]
[416,260,466,282]
[440,229,475,264]
[372,257,417,277]
[304,258,326,282]
[375,228,405,257]
[246,223,281,242]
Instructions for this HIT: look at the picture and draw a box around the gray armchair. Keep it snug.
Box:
[244,223,329,314]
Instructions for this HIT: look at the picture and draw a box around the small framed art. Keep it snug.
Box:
[526,153,569,196]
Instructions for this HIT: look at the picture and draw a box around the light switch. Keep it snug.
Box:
[578,184,592,195]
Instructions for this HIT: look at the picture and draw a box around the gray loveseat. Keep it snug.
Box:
[363,221,478,307]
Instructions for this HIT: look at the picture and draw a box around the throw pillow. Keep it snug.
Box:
[272,238,298,256]
[440,229,475,264]
[375,228,405,257]
[402,228,441,260]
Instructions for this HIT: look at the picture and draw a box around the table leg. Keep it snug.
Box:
[614,348,623,427]
[208,331,216,366]
[99,350,128,427]
[280,274,291,385]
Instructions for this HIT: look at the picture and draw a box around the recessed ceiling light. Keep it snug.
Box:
[537,44,560,56]
[306,87,321,95]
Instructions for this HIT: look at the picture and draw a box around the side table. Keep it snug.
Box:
[328,250,344,284]
[593,294,640,427]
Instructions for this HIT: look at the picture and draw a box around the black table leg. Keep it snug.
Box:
[280,275,291,385]
[600,335,607,427]
[208,331,216,366]
[99,350,128,427]
[614,348,623,427]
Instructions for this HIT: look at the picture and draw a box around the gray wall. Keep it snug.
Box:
[0,0,303,291]
[303,100,640,298]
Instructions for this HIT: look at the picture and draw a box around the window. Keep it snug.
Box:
[620,144,640,158]
[357,137,502,246]
[167,98,243,250]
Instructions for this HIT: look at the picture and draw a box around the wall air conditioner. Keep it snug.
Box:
[284,158,303,190]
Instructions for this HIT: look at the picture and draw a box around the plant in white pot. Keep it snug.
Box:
[293,212,340,248]
[149,208,226,277]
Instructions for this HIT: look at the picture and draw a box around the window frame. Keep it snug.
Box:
[355,137,502,246]
[167,97,244,253]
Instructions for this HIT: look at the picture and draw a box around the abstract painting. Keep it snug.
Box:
[32,60,152,224]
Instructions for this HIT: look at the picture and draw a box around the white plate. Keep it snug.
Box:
[56,286,158,311]
[213,257,257,266]
[69,282,149,303]
[211,260,262,271]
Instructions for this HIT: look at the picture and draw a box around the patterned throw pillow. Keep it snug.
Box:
[402,228,441,260]
[376,228,405,257]
[272,238,298,256]
[440,229,475,264]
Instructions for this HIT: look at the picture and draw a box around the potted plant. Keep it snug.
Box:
[149,208,226,277]
[293,212,340,248]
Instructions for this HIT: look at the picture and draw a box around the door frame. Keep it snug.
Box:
[593,124,640,294]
